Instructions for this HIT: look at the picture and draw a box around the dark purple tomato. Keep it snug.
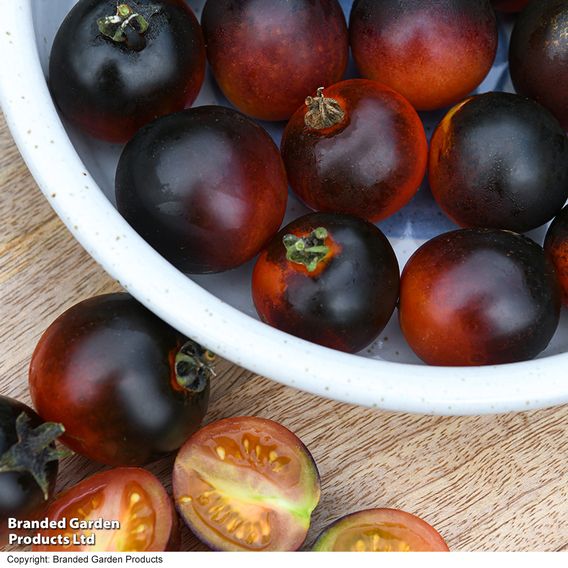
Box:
[49,0,205,142]
[201,0,348,121]
[349,0,497,111]
[429,92,568,232]
[0,396,63,543]
[252,213,400,353]
[545,206,568,305]
[491,0,530,12]
[29,294,212,466]
[509,0,568,130]
[281,80,427,223]
[116,106,288,274]
[399,229,561,366]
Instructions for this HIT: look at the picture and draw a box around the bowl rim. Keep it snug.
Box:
[1,0,567,416]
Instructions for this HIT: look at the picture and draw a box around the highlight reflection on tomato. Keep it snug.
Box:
[281,80,427,223]
[201,0,348,121]
[545,207,568,305]
[173,417,320,551]
[313,509,449,552]
[33,468,178,552]
[252,213,400,353]
[349,0,497,111]
[399,229,561,366]
[49,0,205,142]
[29,294,212,466]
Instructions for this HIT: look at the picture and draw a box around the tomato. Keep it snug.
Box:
[201,0,348,121]
[115,106,288,273]
[281,80,427,223]
[349,0,497,111]
[0,396,63,543]
[252,213,400,353]
[173,417,320,551]
[29,294,212,466]
[313,509,449,552]
[509,0,568,130]
[545,207,568,305]
[491,0,530,13]
[49,0,205,142]
[399,229,561,366]
[33,468,177,551]
[429,92,568,233]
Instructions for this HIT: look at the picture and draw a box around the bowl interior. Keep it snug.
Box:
[31,0,568,366]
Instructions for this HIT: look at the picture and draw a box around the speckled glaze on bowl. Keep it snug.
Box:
[0,0,566,415]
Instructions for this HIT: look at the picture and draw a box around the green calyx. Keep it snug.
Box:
[175,340,216,393]
[97,3,155,51]
[283,227,330,272]
[0,413,68,500]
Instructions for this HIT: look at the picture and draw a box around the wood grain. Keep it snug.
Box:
[0,112,567,552]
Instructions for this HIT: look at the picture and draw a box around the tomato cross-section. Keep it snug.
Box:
[173,417,321,551]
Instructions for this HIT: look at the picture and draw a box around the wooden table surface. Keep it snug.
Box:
[1,113,567,553]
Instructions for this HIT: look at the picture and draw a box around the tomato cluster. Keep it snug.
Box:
[4,0,568,553]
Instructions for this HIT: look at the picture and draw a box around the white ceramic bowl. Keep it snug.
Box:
[1,0,567,415]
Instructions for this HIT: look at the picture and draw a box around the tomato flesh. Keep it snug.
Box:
[313,509,449,552]
[33,468,175,552]
[173,417,320,551]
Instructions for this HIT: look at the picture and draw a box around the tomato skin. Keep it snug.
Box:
[313,509,449,552]
[349,0,497,111]
[201,0,348,121]
[252,213,400,353]
[173,417,320,551]
[399,229,561,366]
[545,207,568,306]
[492,0,529,12]
[509,0,568,130]
[29,294,210,466]
[0,397,58,542]
[49,0,205,143]
[115,106,288,274]
[33,468,176,552]
[429,93,568,233]
[281,80,427,223]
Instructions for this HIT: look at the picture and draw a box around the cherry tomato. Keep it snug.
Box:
[173,416,320,551]
[29,294,212,466]
[252,213,400,353]
[201,0,348,121]
[399,229,561,366]
[49,0,205,142]
[491,0,530,12]
[33,468,177,551]
[313,509,449,552]
[281,80,427,223]
[349,0,497,111]
[429,92,568,233]
[545,207,568,305]
[0,396,63,543]
[115,106,288,273]
[509,0,568,130]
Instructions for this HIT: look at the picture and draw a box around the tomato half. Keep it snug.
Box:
[33,468,177,552]
[313,509,449,552]
[173,417,321,551]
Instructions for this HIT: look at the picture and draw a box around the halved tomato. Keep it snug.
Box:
[33,468,178,552]
[173,417,321,551]
[313,508,449,552]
